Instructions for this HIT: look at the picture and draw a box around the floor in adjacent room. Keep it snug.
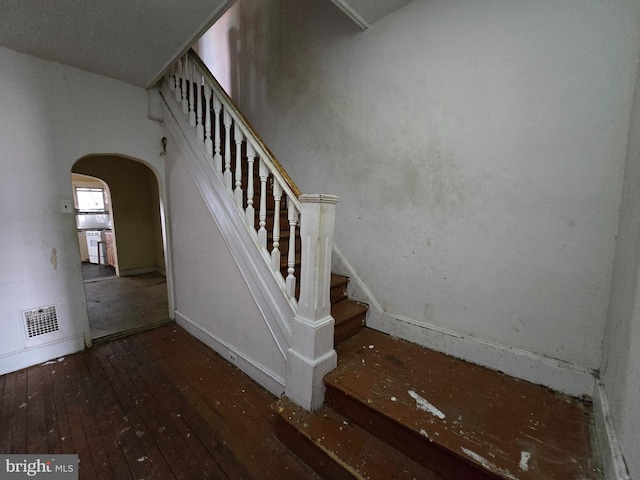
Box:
[82,262,171,341]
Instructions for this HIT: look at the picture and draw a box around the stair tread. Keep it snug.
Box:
[331,298,368,325]
[330,274,349,289]
[325,328,601,480]
[273,397,443,480]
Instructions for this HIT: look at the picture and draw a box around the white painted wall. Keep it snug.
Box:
[164,138,286,393]
[600,59,640,479]
[0,47,163,374]
[196,0,640,375]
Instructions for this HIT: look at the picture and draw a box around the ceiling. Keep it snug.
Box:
[329,0,415,29]
[0,0,235,88]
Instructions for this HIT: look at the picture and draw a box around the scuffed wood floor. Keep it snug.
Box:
[0,323,319,479]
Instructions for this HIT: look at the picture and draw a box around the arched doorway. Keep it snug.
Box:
[71,154,171,341]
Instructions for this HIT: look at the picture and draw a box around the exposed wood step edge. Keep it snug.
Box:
[330,274,349,304]
[324,328,602,480]
[272,397,443,480]
[331,299,368,345]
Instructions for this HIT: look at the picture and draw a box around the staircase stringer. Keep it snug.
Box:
[160,82,293,364]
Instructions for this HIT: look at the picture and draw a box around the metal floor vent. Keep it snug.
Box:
[23,305,60,338]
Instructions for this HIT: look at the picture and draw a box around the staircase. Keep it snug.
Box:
[274,327,602,479]
[160,51,601,479]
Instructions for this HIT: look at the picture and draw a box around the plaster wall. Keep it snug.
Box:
[197,0,640,370]
[601,59,640,479]
[164,139,286,392]
[0,47,163,374]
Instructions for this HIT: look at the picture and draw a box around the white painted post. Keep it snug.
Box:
[196,71,204,140]
[257,160,268,249]
[181,56,188,114]
[223,109,232,190]
[271,182,282,273]
[234,128,244,208]
[188,65,196,128]
[213,96,222,174]
[286,199,299,299]
[203,84,213,157]
[286,194,339,411]
[245,143,256,228]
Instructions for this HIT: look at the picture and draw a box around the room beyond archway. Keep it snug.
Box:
[71,155,170,341]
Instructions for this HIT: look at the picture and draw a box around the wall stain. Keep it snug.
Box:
[50,248,58,271]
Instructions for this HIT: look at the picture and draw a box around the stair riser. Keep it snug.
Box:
[324,386,500,480]
[330,284,348,304]
[334,315,365,345]
[274,415,355,480]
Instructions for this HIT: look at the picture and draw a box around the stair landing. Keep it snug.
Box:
[323,328,602,480]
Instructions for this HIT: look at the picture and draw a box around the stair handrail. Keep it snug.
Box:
[161,50,339,410]
[188,49,302,200]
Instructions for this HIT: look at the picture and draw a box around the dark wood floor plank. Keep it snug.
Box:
[1,324,319,480]
[48,361,76,455]
[41,364,62,454]
[54,356,98,480]
[0,372,17,453]
[26,365,49,454]
[149,332,318,480]
[95,343,165,480]
[11,370,28,454]
[68,356,114,480]
[108,340,217,480]
[121,336,242,479]
[73,348,128,480]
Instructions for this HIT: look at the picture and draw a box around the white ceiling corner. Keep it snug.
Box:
[0,0,236,88]
[329,0,415,29]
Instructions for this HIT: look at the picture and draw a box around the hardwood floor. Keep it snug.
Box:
[0,324,319,480]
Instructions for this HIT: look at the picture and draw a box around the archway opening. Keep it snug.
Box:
[71,154,170,341]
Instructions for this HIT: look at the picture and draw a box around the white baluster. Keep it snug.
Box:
[245,143,256,227]
[258,159,268,249]
[203,84,213,157]
[167,62,176,92]
[181,56,188,114]
[234,128,244,208]
[213,96,222,174]
[173,58,182,103]
[188,65,196,128]
[223,110,232,190]
[271,182,282,273]
[286,197,299,299]
[196,72,204,140]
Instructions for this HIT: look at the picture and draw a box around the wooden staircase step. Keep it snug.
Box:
[331,299,368,345]
[273,397,443,480]
[324,328,602,480]
[330,274,349,304]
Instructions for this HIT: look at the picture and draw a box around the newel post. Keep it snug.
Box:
[286,194,339,411]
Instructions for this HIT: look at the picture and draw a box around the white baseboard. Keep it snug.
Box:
[332,245,595,398]
[593,381,630,480]
[175,310,285,397]
[0,334,85,376]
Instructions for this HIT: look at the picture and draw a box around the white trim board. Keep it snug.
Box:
[175,311,285,397]
[160,82,294,361]
[593,381,631,480]
[0,334,85,376]
[332,244,595,399]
